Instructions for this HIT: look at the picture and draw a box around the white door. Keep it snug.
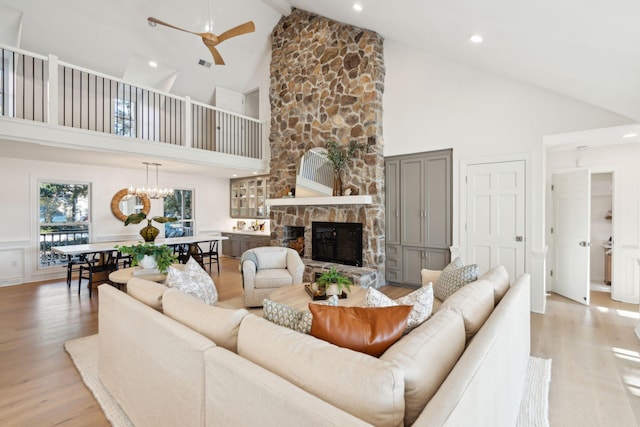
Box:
[466,161,525,279]
[552,169,591,305]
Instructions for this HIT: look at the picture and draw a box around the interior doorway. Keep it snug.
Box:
[590,172,613,296]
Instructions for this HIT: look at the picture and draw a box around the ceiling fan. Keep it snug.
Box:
[147,15,255,66]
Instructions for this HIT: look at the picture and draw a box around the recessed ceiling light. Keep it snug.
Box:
[232,174,237,177]
[353,3,363,12]
[622,133,638,138]
[148,61,158,68]
[253,171,258,174]
[469,34,483,44]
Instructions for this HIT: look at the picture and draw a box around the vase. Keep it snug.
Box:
[139,219,159,242]
[325,283,340,296]
[139,254,158,270]
[333,173,343,196]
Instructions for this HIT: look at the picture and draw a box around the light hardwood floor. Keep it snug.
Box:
[1,258,639,426]
[531,291,640,427]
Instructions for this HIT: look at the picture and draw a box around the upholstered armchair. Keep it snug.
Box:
[242,247,305,307]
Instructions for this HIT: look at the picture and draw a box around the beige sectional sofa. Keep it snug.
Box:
[97,267,530,427]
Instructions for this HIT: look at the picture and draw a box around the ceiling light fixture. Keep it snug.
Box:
[622,133,638,138]
[148,61,158,68]
[353,3,363,12]
[469,34,483,44]
[128,162,174,199]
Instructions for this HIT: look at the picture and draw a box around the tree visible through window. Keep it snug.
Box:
[114,98,136,137]
[39,182,90,267]
[164,189,194,237]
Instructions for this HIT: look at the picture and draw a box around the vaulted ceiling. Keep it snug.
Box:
[2,0,637,121]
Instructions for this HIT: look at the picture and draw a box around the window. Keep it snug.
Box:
[164,189,194,237]
[114,98,136,137]
[39,182,90,267]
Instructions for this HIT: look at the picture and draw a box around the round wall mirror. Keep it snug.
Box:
[110,188,151,222]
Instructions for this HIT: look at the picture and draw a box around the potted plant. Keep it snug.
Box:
[325,140,368,196]
[316,267,352,296]
[125,212,177,242]
[115,242,178,273]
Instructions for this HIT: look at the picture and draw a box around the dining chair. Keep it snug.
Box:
[200,240,220,273]
[78,251,118,297]
[66,254,96,288]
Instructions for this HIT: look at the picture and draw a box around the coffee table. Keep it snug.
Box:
[269,283,366,312]
[108,264,184,286]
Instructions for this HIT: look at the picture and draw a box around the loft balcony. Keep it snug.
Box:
[0,44,267,174]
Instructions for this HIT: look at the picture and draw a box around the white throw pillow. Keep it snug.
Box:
[165,258,218,305]
[365,284,434,333]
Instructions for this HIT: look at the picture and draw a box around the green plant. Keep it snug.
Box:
[115,242,178,273]
[316,267,352,294]
[124,213,177,226]
[325,140,368,173]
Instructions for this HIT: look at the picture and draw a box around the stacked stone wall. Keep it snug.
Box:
[269,9,386,286]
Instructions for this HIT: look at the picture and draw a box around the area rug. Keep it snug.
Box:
[517,356,552,427]
[66,334,552,427]
[64,335,134,427]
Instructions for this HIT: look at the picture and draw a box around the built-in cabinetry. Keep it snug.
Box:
[221,232,270,258]
[385,149,452,286]
[230,175,269,219]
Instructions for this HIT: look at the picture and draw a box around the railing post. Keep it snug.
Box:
[47,54,58,125]
[184,96,192,148]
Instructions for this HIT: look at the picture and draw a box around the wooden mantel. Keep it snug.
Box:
[266,195,373,207]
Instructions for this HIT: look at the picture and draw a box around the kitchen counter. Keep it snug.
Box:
[220,231,271,258]
[224,230,270,236]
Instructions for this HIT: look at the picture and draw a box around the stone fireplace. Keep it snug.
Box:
[268,9,386,287]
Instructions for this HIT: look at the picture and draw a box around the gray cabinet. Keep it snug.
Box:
[385,150,452,286]
[221,232,270,258]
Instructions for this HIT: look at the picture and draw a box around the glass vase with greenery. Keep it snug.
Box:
[325,140,368,196]
[124,213,177,242]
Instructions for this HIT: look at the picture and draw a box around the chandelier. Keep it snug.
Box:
[128,162,174,199]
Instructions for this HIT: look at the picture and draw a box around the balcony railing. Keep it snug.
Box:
[0,45,263,159]
[39,228,89,267]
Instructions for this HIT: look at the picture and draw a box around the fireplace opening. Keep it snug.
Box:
[312,221,362,267]
[284,226,305,256]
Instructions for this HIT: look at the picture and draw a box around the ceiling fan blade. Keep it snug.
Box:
[148,17,204,37]
[216,21,255,44]
[202,38,225,65]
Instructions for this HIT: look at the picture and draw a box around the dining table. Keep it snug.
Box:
[51,234,229,268]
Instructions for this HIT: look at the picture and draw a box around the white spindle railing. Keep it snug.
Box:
[0,45,263,159]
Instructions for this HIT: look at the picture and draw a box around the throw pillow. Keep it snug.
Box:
[433,262,478,302]
[364,285,434,333]
[165,258,218,305]
[262,299,312,334]
[308,304,413,357]
[444,257,463,271]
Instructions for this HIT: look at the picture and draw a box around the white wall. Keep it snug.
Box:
[545,143,640,304]
[0,156,233,285]
[382,39,635,312]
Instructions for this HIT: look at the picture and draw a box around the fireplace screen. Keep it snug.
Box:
[312,221,362,267]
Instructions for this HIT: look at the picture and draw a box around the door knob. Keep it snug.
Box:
[515,236,523,242]
[579,241,591,247]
